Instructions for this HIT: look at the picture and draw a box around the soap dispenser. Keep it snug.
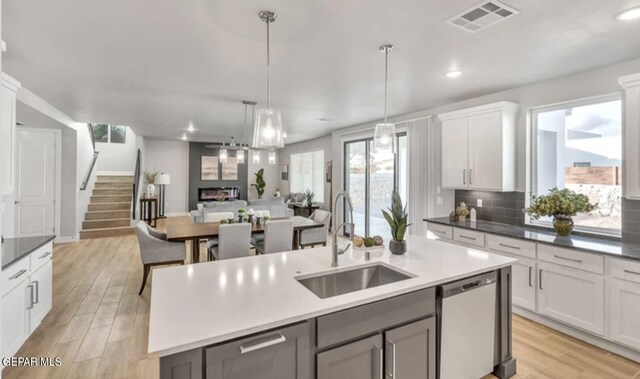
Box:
[470,208,477,223]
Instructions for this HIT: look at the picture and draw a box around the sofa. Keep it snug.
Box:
[283,192,306,205]
[190,197,294,223]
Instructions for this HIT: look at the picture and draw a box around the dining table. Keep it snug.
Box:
[166,216,325,263]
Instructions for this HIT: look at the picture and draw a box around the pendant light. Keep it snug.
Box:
[219,142,228,163]
[253,10,285,149]
[373,44,397,154]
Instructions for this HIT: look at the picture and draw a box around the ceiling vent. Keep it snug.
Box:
[447,1,519,33]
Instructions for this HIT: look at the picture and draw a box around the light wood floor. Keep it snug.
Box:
[3,217,640,379]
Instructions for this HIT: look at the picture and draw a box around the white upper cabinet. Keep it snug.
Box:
[0,72,21,195]
[440,101,518,191]
[619,73,640,200]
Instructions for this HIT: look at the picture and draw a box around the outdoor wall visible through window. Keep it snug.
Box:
[290,151,325,202]
[532,96,622,234]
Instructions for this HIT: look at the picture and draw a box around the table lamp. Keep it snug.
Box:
[155,173,171,218]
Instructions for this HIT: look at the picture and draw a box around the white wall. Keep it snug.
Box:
[247,150,280,200]
[95,126,138,173]
[76,123,97,234]
[145,138,189,214]
[278,136,333,211]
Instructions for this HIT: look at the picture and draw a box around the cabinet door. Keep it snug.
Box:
[30,260,53,329]
[317,334,382,379]
[468,111,503,190]
[609,278,640,350]
[623,84,640,199]
[441,117,469,189]
[0,83,17,194]
[385,317,435,379]
[1,278,31,357]
[537,261,604,335]
[206,322,311,379]
[510,256,536,311]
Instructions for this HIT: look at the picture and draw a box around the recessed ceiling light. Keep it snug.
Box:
[181,133,188,141]
[616,6,640,21]
[446,70,463,78]
[187,122,195,132]
[316,118,333,122]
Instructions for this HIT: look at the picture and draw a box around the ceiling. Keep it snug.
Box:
[4,0,640,144]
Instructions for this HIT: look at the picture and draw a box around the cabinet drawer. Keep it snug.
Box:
[1,257,30,296]
[607,258,640,284]
[30,243,53,272]
[427,223,452,240]
[453,228,485,248]
[316,288,435,350]
[538,245,603,274]
[486,235,536,259]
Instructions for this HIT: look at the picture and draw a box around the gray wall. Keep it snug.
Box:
[455,190,526,226]
[145,139,189,214]
[188,142,248,210]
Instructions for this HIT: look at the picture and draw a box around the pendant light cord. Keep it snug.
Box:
[266,19,271,109]
[384,47,389,124]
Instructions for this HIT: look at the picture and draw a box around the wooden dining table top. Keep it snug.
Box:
[166,216,324,241]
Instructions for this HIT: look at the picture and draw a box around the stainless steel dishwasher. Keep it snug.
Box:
[440,271,497,379]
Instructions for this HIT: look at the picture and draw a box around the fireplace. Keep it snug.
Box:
[198,186,240,202]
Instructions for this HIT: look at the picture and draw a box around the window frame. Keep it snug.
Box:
[289,150,325,203]
[528,92,623,237]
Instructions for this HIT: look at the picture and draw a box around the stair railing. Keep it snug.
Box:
[132,148,141,219]
[80,152,99,190]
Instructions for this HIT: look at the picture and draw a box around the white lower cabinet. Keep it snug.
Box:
[1,277,31,357]
[609,278,640,350]
[0,242,54,358]
[537,261,605,336]
[509,255,537,312]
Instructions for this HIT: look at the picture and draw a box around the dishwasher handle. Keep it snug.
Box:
[440,271,497,298]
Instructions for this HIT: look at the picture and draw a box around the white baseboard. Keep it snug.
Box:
[513,306,640,363]
[55,234,79,244]
[96,171,135,176]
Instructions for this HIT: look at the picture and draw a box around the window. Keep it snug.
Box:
[531,95,622,234]
[290,150,325,202]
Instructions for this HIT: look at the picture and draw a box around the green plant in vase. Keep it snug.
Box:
[455,202,469,222]
[304,189,315,206]
[525,187,596,236]
[382,192,412,255]
[252,169,266,199]
[237,208,246,223]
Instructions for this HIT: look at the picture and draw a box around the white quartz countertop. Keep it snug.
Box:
[149,234,516,356]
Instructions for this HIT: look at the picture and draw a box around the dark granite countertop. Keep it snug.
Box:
[1,235,56,270]
[424,217,640,262]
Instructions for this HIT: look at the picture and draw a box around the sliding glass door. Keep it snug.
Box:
[344,133,407,239]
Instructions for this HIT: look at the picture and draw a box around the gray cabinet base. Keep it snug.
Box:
[493,266,517,379]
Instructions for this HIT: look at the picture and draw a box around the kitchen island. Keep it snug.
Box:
[149,234,516,379]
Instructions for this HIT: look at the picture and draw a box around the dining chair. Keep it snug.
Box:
[133,221,185,295]
[299,210,331,248]
[204,212,234,251]
[251,210,271,246]
[208,223,252,261]
[255,219,294,254]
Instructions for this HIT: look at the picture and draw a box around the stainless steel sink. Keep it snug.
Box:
[296,264,413,299]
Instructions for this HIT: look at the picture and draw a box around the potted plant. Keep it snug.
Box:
[455,202,469,222]
[220,219,228,224]
[262,215,270,225]
[237,208,246,223]
[143,171,158,197]
[252,169,266,199]
[382,192,412,255]
[525,187,596,236]
[304,189,315,206]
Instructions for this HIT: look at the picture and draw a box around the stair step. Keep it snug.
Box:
[88,202,131,211]
[93,188,132,196]
[91,195,132,203]
[85,210,130,220]
[95,182,133,189]
[83,218,130,230]
[80,226,134,239]
[97,175,134,183]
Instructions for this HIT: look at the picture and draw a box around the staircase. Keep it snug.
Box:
[79,175,135,239]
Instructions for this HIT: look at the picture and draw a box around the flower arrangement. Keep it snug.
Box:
[304,189,315,205]
[455,202,469,220]
[143,171,158,184]
[525,187,596,236]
